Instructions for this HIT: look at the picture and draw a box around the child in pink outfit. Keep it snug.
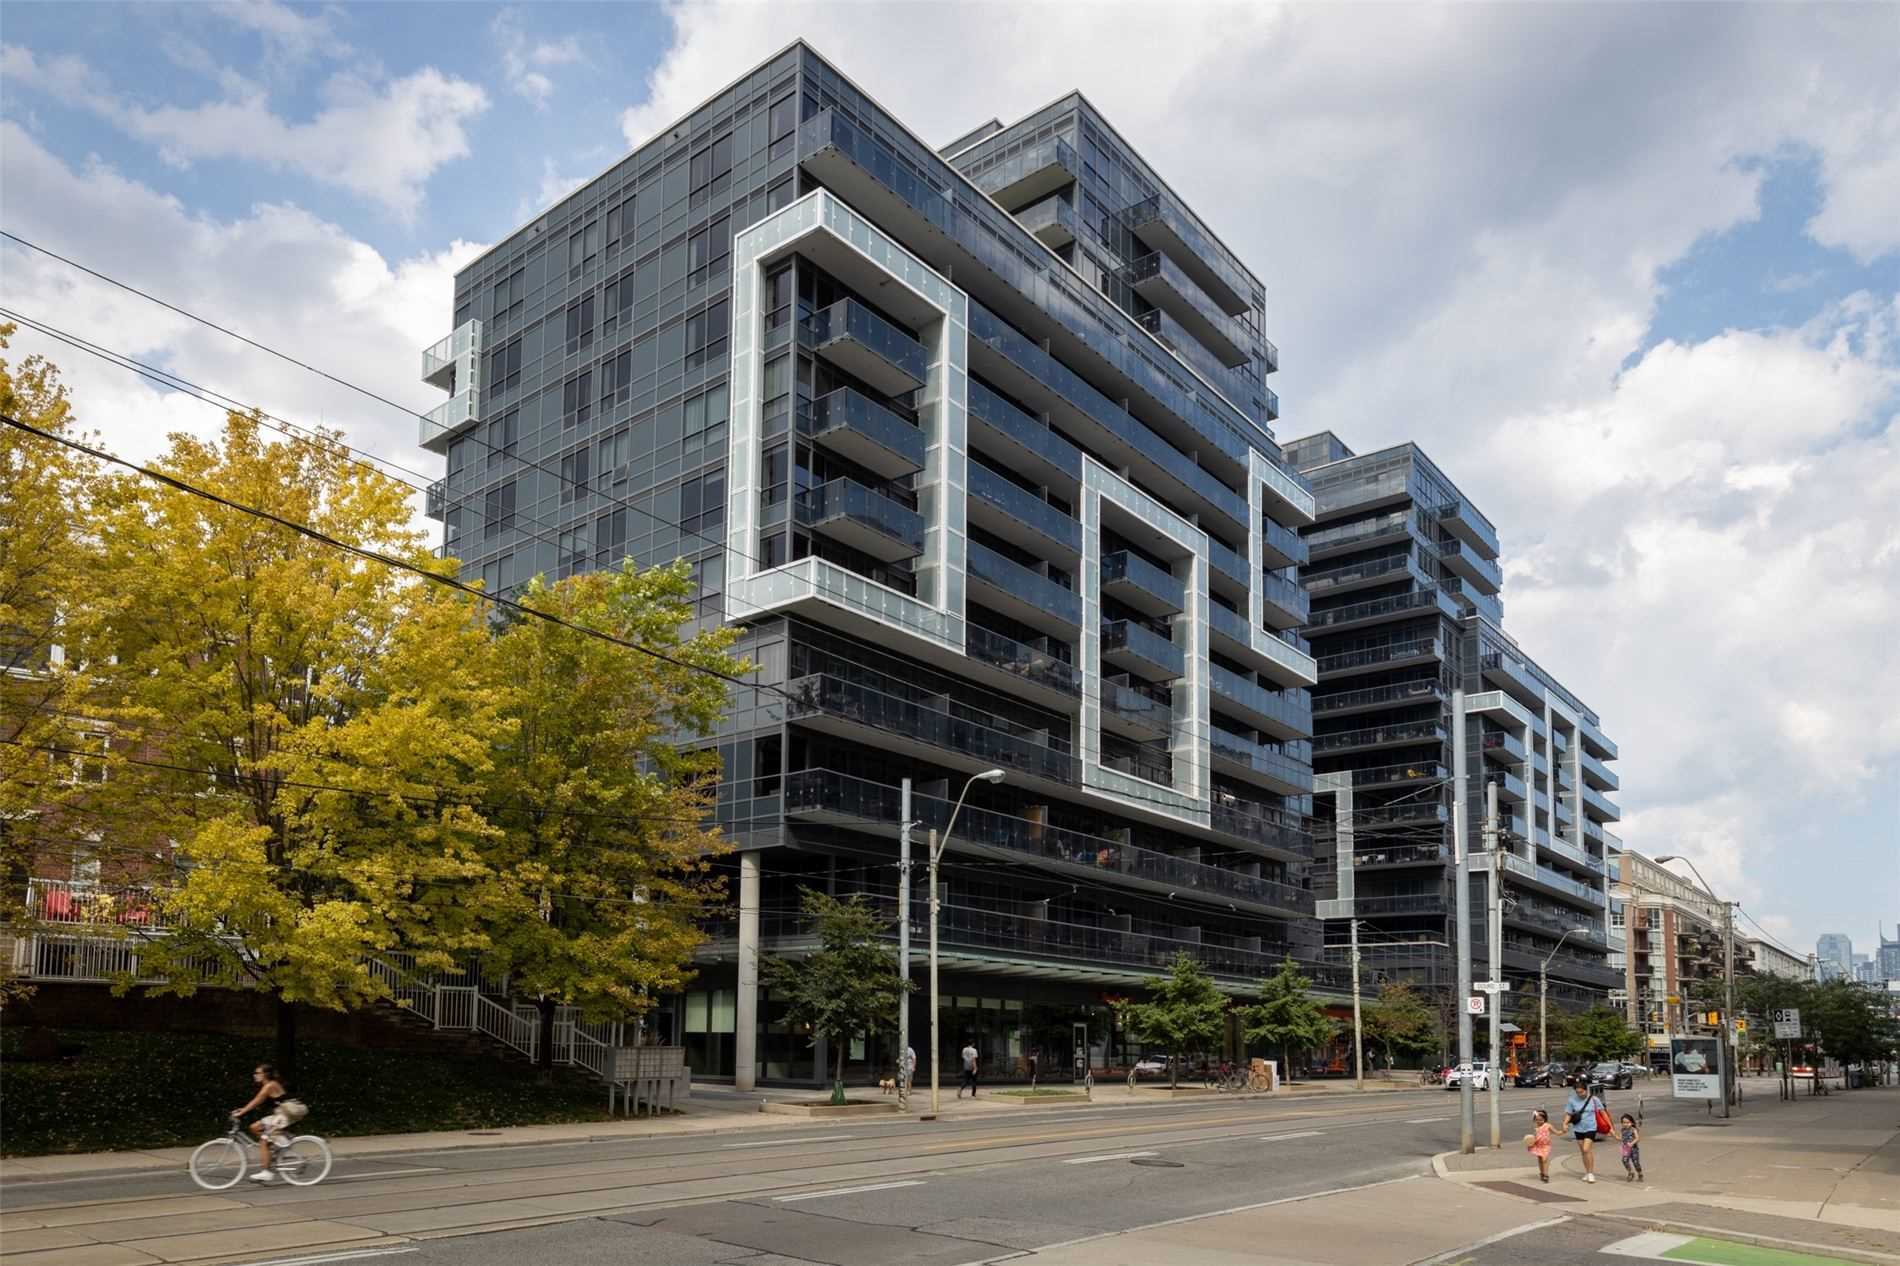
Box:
[1525,1108,1554,1183]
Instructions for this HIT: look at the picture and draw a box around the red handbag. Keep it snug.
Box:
[1593,1101,1613,1135]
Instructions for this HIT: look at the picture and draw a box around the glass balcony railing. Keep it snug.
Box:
[792,478,925,560]
[420,318,481,389]
[1500,851,1606,907]
[1437,537,1504,593]
[1316,638,1443,675]
[1102,678,1173,734]
[1344,893,1449,917]
[1303,552,1433,594]
[1101,619,1185,679]
[804,298,929,392]
[1304,508,1429,558]
[967,380,1082,484]
[1436,499,1501,560]
[1354,802,1450,828]
[964,624,1078,698]
[966,541,1081,627]
[783,768,1314,916]
[1259,570,1310,626]
[1121,193,1253,317]
[967,135,1078,204]
[1261,338,1279,375]
[798,388,926,477]
[1582,783,1621,822]
[1353,760,1448,790]
[419,387,478,450]
[1306,587,1456,631]
[1209,665,1311,736]
[1580,748,1619,791]
[1482,730,1528,764]
[967,462,1083,555]
[423,479,446,521]
[1209,729,1310,792]
[1312,679,1446,715]
[1261,516,1308,567]
[1102,551,1186,614]
[1208,538,1250,590]
[1312,718,1447,753]
[1207,601,1251,647]
[1263,386,1280,421]
[786,675,1075,785]
[1208,793,1314,859]
[1121,251,1254,367]
[1016,195,1077,246]
[1352,843,1447,868]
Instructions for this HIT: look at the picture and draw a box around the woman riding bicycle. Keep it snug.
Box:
[231,1064,307,1184]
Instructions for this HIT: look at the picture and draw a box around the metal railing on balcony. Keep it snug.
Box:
[967,380,1082,485]
[797,388,927,478]
[1316,638,1443,675]
[1102,550,1185,614]
[804,298,929,394]
[1312,718,1447,753]
[1208,728,1310,793]
[1306,587,1457,631]
[966,541,1082,628]
[964,623,1079,698]
[1312,679,1446,716]
[1259,569,1310,627]
[793,478,925,560]
[1101,619,1186,679]
[968,463,1083,555]
[786,673,1076,785]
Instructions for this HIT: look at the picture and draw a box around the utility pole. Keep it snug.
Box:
[1485,780,1502,1150]
[1452,688,1474,1154]
[927,827,941,1120]
[1722,897,1736,1115]
[897,779,911,1112]
[1350,918,1364,1092]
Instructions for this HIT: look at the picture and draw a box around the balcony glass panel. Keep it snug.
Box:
[964,624,1078,697]
[1102,551,1185,614]
[1304,508,1425,557]
[966,541,1081,627]
[786,675,1073,784]
[1303,552,1432,595]
[798,388,926,477]
[1261,516,1308,567]
[805,298,928,393]
[1209,729,1310,792]
[1207,538,1250,590]
[1351,843,1447,867]
[1122,193,1253,316]
[1102,678,1173,734]
[1209,665,1311,735]
[1306,587,1457,631]
[1101,619,1185,679]
[1316,638,1443,675]
[1258,570,1310,626]
[967,135,1077,204]
[1345,893,1450,917]
[1207,602,1250,647]
[1312,718,1447,753]
[1208,794,1313,859]
[967,380,1081,483]
[1121,251,1254,367]
[792,478,925,561]
[1017,195,1077,246]
[1437,499,1501,559]
[1481,730,1528,764]
[1353,760,1448,790]
[967,463,1082,555]
[1312,679,1446,715]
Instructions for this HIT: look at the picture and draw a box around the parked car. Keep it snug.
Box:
[1617,1061,1648,1079]
[1130,1056,1171,1081]
[1513,1063,1553,1088]
[1589,1061,1634,1090]
[1445,1061,1493,1091]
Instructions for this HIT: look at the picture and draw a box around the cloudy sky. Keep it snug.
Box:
[3,1,1895,959]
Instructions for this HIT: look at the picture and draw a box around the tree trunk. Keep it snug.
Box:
[536,997,556,1078]
[1169,1050,1178,1090]
[275,995,298,1082]
[1284,1042,1292,1083]
[832,1035,847,1105]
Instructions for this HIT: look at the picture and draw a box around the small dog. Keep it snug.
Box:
[877,1077,896,1095]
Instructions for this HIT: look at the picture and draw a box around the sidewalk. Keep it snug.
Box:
[0,1077,1435,1183]
[1430,1085,1900,1238]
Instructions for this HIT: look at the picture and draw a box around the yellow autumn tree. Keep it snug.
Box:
[88,412,507,1073]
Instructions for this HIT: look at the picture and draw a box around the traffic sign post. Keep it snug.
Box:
[1467,995,1487,1016]
[1772,1008,1802,1040]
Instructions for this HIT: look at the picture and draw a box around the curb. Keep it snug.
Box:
[1593,1212,1900,1266]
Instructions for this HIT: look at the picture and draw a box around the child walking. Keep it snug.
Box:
[1618,1114,1643,1182]
[1525,1108,1554,1183]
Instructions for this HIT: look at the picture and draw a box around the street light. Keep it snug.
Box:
[928,767,1005,1119]
[1656,854,1735,1117]
[1538,926,1590,1066]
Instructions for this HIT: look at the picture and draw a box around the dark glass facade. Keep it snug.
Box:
[420,43,1327,1085]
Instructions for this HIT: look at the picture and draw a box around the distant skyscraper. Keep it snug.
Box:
[1877,930,1900,982]
[1815,933,1852,981]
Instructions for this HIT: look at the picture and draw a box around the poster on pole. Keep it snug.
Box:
[1670,1036,1724,1098]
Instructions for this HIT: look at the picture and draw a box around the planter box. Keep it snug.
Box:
[1133,1086,1217,1099]
[760,1100,905,1118]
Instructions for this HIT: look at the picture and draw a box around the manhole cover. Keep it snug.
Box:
[1130,1158,1184,1168]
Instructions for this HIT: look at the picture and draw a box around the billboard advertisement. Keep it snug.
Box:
[1670,1036,1724,1099]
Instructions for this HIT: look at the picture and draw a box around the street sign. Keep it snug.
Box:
[1772,1008,1802,1040]
[1670,1035,1724,1099]
[1476,981,1511,993]
[1466,995,1487,1016]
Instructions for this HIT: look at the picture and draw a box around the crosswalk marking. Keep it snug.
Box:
[1062,1150,1159,1164]
[774,1180,926,1202]
[1257,1131,1325,1141]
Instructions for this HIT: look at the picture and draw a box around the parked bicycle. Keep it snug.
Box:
[190,1117,332,1190]
[1204,1061,1247,1093]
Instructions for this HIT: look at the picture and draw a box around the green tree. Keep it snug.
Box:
[1808,979,1900,1079]
[1559,1006,1643,1064]
[762,888,912,1104]
[1117,952,1228,1089]
[1244,957,1336,1082]
[474,562,741,1069]
[1364,981,1438,1069]
[1511,993,1574,1064]
[85,413,511,1075]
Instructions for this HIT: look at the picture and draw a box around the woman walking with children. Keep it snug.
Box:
[1527,1074,1617,1184]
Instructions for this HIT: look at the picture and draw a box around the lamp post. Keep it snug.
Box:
[927,767,1005,1120]
[1538,926,1590,1066]
[1657,855,1734,1118]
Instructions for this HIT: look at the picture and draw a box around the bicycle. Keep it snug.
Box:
[1204,1062,1246,1093]
[190,1116,333,1190]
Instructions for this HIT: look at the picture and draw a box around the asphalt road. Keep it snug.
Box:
[2,1082,1707,1266]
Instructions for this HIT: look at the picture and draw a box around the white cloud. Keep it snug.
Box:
[0,44,486,219]
[211,0,352,66]
[492,8,586,110]
[0,121,483,484]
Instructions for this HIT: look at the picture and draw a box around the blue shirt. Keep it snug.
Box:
[1563,1091,1602,1137]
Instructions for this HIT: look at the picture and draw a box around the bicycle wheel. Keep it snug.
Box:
[189,1137,248,1190]
[274,1135,333,1186]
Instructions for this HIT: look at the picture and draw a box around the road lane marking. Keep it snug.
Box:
[1257,1131,1324,1141]
[1062,1150,1159,1164]
[227,1249,419,1266]
[1411,1215,1572,1266]
[332,1167,447,1181]
[1406,1117,1452,1124]
[1601,1232,1696,1259]
[774,1179,926,1202]
[721,1135,857,1149]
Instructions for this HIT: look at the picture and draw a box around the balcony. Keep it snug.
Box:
[1209,794,1314,861]
[1101,620,1184,680]
[1210,665,1310,741]
[1102,551,1185,617]
[1209,729,1310,797]
[420,319,480,391]
[1580,747,1619,792]
[1122,193,1252,316]
[967,462,1082,562]
[1482,730,1528,765]
[1355,801,1450,829]
[1352,843,1447,868]
[798,388,926,480]
[1259,570,1310,629]
[804,299,928,398]
[1486,769,1528,804]
[1313,718,1447,755]
[1306,587,1459,635]
[786,675,1074,785]
[1303,508,1429,561]
[964,624,1078,700]
[1352,760,1447,792]
[1262,517,1308,569]
[1262,338,1279,375]
[1102,677,1174,741]
[1017,195,1076,249]
[1582,783,1622,823]
[1207,539,1250,595]
[966,542,1081,636]
[1581,720,1618,761]
[1122,252,1252,368]
[1480,647,1543,707]
[1303,552,1434,597]
[1438,537,1503,595]
[1263,386,1279,422]
[1311,680,1445,721]
[783,768,1314,918]
[968,135,1078,210]
[1343,893,1449,918]
[419,387,479,452]
[1316,637,1444,678]
[1436,500,1501,560]
[967,380,1082,493]
[424,479,446,521]
[1499,851,1606,907]
[793,478,925,563]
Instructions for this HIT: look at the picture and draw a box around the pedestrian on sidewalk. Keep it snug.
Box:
[1524,1108,1554,1183]
[958,1040,980,1098]
[1028,1049,1039,1088]
[1562,1075,1607,1184]
[1618,1114,1643,1182]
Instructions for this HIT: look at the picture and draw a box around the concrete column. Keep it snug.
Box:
[735,850,760,1092]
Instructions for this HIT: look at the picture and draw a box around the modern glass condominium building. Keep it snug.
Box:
[1283,432,1622,1015]
[419,43,1326,1085]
